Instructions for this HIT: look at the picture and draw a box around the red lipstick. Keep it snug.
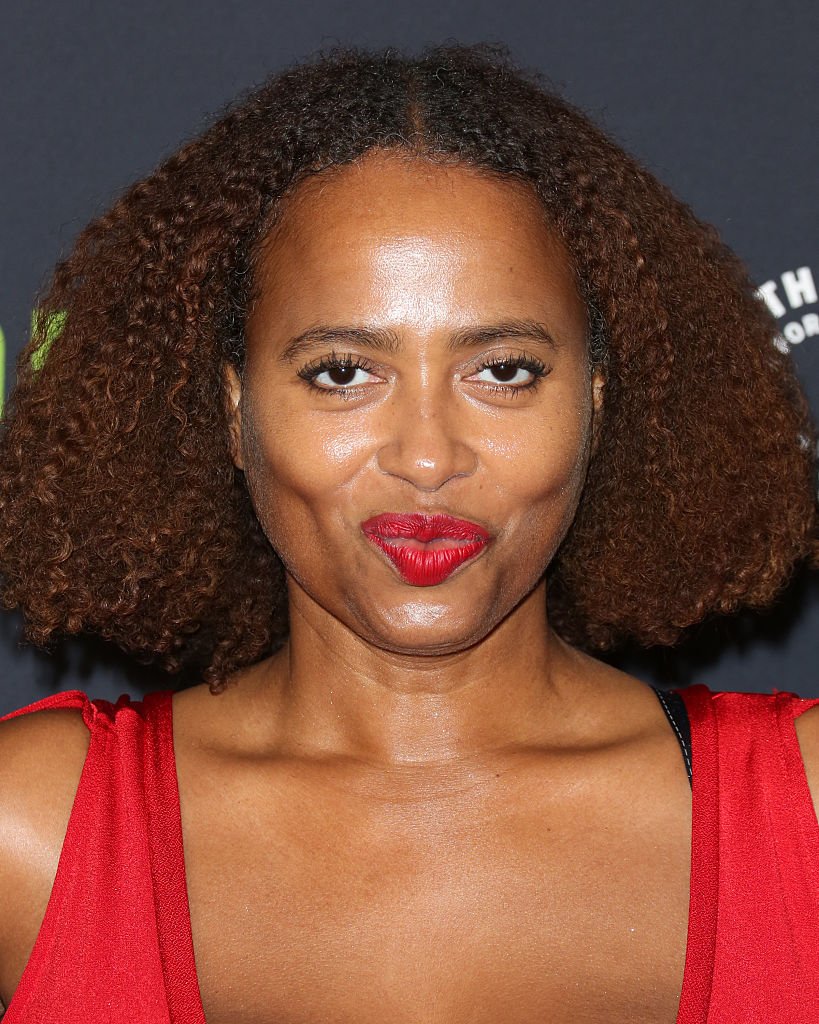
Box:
[360,512,492,586]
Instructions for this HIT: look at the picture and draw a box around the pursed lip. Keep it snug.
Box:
[360,512,492,543]
[359,512,493,586]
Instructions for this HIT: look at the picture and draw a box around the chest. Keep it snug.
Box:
[181,758,692,1024]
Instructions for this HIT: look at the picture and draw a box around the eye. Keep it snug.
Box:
[471,362,535,386]
[297,353,382,395]
[313,364,379,388]
[465,353,548,393]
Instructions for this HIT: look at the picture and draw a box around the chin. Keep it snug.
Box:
[354,600,491,656]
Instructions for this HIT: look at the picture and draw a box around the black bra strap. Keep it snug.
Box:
[651,687,693,789]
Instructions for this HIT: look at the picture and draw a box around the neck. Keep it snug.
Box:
[240,578,592,768]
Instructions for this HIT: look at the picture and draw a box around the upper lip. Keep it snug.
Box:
[360,512,491,542]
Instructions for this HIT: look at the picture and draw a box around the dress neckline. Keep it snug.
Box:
[673,685,719,1023]
[159,687,711,1024]
[148,690,208,1024]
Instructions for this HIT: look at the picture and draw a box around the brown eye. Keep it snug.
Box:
[327,365,358,385]
[297,354,383,393]
[489,362,519,382]
[464,353,549,395]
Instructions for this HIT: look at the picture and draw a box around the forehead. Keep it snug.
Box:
[248,150,586,338]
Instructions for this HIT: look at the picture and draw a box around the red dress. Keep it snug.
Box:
[2,684,819,1022]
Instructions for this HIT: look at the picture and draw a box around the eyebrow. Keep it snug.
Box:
[277,319,559,364]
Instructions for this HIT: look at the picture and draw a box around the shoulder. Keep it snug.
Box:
[0,691,150,874]
[706,688,819,822]
[0,696,93,807]
[0,701,92,988]
[0,699,92,801]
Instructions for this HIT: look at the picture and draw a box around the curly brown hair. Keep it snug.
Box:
[0,42,815,693]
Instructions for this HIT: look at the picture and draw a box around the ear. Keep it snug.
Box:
[590,370,605,455]
[223,362,244,470]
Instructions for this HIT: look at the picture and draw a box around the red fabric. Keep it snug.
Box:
[2,684,819,1022]
[1,691,205,1024]
[675,685,819,1022]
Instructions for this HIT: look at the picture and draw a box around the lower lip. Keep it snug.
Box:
[363,534,490,586]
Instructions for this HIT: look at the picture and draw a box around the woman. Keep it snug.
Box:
[0,43,816,1024]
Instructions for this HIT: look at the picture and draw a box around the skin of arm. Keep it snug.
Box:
[0,711,90,1009]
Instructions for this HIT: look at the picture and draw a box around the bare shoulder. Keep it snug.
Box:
[0,703,90,799]
[0,705,91,873]
[794,703,819,821]
[0,707,90,1002]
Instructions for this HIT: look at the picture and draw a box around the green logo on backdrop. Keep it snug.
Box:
[30,309,66,371]
[0,309,67,416]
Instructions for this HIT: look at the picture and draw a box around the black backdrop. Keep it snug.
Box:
[1,0,816,714]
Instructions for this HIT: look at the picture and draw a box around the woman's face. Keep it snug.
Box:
[228,150,602,653]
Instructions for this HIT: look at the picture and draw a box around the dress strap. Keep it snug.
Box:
[0,689,200,1023]
[0,689,94,724]
[674,685,819,1021]
[651,686,692,788]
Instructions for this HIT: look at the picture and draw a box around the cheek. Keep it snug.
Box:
[499,390,594,553]
[504,386,592,496]
[240,396,377,549]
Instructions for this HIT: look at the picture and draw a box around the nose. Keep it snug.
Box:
[375,386,478,491]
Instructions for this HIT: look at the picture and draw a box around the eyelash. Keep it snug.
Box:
[296,350,550,400]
